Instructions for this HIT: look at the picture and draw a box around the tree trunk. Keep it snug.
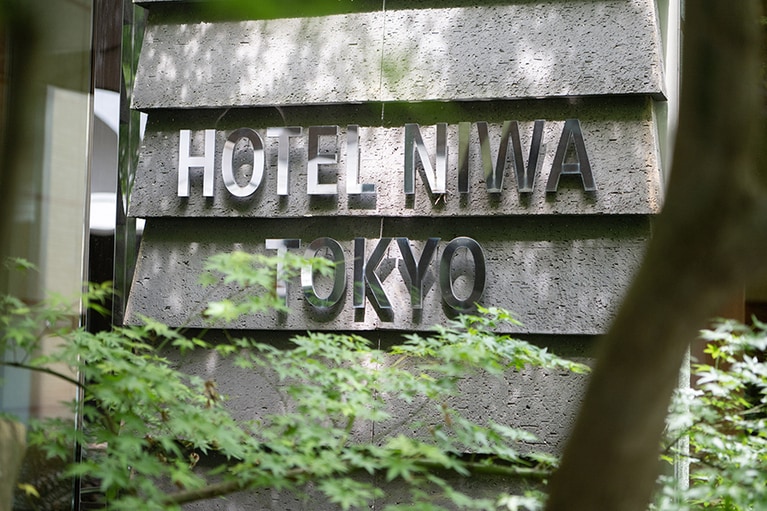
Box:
[544,2,767,510]
[0,418,26,511]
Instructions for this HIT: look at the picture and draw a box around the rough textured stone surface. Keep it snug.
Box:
[132,1,664,109]
[166,332,590,449]
[124,216,648,334]
[129,98,663,217]
[177,471,543,510]
[177,468,545,510]
[123,1,665,507]
[165,332,591,509]
[375,365,590,454]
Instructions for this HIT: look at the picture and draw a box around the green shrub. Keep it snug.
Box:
[657,319,767,510]
[1,253,587,510]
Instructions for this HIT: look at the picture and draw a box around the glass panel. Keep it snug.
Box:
[113,2,147,326]
[0,1,94,509]
[0,0,92,417]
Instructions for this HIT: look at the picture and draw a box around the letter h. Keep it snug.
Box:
[178,129,216,197]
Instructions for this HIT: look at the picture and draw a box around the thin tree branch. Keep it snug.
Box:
[160,459,551,507]
[161,480,246,507]
[1,361,83,389]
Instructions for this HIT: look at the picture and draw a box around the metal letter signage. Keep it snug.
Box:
[345,124,375,195]
[265,238,301,307]
[353,237,393,313]
[266,127,303,196]
[396,237,440,310]
[403,123,448,195]
[125,1,667,334]
[266,237,488,318]
[222,128,265,198]
[178,129,215,197]
[176,119,594,200]
[301,238,347,308]
[476,120,544,193]
[167,120,595,321]
[307,126,339,196]
[439,237,486,311]
[546,119,596,192]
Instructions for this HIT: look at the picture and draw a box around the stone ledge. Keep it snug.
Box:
[133,1,665,109]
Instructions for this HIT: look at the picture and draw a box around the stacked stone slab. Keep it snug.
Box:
[127,0,666,508]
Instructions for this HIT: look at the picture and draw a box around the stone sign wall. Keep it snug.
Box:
[126,0,669,507]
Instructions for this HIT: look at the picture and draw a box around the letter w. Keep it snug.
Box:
[476,120,544,193]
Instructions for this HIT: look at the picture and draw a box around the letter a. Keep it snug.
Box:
[546,119,596,192]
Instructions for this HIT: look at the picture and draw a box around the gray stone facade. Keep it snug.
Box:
[125,216,648,334]
[133,2,664,108]
[130,98,662,218]
[126,0,669,507]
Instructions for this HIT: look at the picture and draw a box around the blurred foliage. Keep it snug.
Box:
[655,320,767,510]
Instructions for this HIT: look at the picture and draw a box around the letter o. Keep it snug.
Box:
[439,237,486,311]
[301,238,347,308]
[222,128,265,197]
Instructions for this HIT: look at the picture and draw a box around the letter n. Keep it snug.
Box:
[404,123,447,195]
